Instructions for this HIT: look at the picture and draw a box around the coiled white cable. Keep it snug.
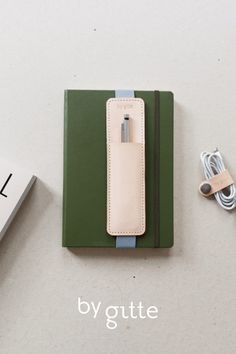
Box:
[200,149,236,210]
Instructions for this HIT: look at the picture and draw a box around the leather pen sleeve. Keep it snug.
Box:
[106,98,146,236]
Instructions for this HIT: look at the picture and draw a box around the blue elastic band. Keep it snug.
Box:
[115,89,136,249]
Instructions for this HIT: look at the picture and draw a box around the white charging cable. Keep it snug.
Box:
[200,149,236,210]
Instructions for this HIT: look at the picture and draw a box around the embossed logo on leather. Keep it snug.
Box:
[117,103,133,109]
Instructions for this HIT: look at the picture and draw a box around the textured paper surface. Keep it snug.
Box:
[1,1,236,354]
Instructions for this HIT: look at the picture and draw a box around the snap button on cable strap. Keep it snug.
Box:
[199,149,236,210]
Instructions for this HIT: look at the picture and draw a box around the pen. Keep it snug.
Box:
[121,114,130,143]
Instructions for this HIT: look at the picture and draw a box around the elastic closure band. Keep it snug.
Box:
[115,89,136,249]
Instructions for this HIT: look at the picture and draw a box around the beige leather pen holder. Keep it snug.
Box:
[106,98,146,236]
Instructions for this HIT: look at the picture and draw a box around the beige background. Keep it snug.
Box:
[0,1,236,353]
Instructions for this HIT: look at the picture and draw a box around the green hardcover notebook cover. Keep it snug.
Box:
[63,90,173,248]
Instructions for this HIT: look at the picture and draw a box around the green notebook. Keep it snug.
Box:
[63,90,173,248]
